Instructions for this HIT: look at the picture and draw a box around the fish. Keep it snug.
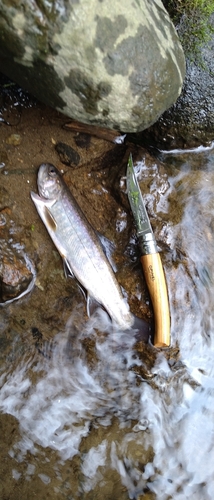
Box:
[31,163,150,340]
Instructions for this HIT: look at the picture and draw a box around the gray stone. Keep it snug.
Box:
[0,0,185,132]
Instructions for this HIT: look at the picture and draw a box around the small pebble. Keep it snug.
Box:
[6,134,21,146]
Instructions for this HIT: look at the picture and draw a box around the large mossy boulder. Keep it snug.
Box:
[0,0,185,132]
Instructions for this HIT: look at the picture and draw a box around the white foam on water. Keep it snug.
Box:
[81,440,107,492]
[1,289,214,498]
[159,141,214,155]
[12,469,21,480]
[0,309,141,461]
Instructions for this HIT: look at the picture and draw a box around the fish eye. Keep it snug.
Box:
[48,165,56,177]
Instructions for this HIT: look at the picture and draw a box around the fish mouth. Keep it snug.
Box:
[31,191,46,203]
[30,191,55,207]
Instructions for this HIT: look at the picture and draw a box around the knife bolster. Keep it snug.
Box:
[140,252,170,347]
[139,233,158,255]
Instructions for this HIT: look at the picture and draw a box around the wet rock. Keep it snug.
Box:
[0,242,34,304]
[0,211,35,305]
[141,13,214,149]
[55,141,80,167]
[0,0,185,133]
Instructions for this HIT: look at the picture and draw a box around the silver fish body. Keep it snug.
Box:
[31,163,134,330]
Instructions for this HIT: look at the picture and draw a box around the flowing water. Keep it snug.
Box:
[1,77,214,499]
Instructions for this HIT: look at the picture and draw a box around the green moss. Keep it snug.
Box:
[163,0,214,62]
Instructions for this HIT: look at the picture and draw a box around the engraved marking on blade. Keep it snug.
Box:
[130,191,147,227]
[138,204,147,226]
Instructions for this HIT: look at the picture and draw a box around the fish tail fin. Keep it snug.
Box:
[132,315,151,343]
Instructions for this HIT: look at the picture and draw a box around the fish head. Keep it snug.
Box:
[37,163,62,200]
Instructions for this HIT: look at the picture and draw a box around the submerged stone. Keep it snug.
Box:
[55,142,80,167]
[0,238,34,304]
[0,0,185,132]
[0,209,35,305]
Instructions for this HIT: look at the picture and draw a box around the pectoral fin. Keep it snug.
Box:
[44,206,57,231]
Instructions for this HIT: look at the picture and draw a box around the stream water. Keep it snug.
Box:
[1,78,214,499]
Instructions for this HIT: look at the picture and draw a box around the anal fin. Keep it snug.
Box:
[63,258,75,279]
[63,258,87,301]
[132,315,151,344]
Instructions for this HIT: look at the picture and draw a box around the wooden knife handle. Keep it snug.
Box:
[140,253,170,347]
